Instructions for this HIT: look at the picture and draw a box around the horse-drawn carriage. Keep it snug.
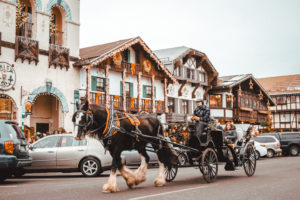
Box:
[164,121,256,183]
[73,102,256,193]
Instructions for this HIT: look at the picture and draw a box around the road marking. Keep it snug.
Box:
[128,185,210,200]
[0,186,17,188]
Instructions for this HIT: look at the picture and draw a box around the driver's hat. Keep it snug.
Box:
[196,99,204,103]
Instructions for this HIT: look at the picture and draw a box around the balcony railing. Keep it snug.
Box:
[122,61,140,75]
[126,97,138,112]
[90,92,105,105]
[155,100,165,113]
[49,30,63,46]
[142,99,152,112]
[16,22,33,38]
[15,36,39,64]
[110,95,123,110]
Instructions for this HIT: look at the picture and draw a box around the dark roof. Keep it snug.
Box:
[258,74,300,95]
[214,74,275,106]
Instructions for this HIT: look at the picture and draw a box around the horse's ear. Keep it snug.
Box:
[82,100,89,111]
[76,101,80,110]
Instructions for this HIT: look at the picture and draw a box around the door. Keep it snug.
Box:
[56,136,87,168]
[29,136,60,169]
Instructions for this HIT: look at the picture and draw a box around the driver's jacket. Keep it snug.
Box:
[193,105,210,123]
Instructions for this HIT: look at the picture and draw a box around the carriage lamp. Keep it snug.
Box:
[4,141,14,154]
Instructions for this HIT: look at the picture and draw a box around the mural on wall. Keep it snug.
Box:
[167,84,175,96]
[195,88,204,100]
[182,86,189,97]
[2,5,13,28]
[0,62,16,91]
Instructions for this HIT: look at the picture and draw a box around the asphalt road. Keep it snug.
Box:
[1,156,300,200]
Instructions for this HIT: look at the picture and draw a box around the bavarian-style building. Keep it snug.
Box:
[154,46,218,123]
[0,0,80,134]
[73,37,177,122]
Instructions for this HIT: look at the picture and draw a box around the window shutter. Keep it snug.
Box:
[91,76,97,91]
[154,87,156,98]
[128,50,131,63]
[120,81,123,96]
[143,85,147,98]
[130,83,134,97]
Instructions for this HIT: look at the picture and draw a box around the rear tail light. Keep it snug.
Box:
[4,141,14,154]
[277,142,280,147]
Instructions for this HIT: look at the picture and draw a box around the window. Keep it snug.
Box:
[182,100,188,114]
[291,96,296,103]
[277,96,286,105]
[16,0,33,37]
[91,76,105,92]
[255,137,276,143]
[199,72,206,82]
[143,85,154,98]
[280,114,291,122]
[33,136,59,149]
[209,95,222,107]
[174,67,181,77]
[49,6,63,45]
[226,95,232,108]
[0,95,17,120]
[168,97,175,113]
[61,136,87,147]
[186,68,195,79]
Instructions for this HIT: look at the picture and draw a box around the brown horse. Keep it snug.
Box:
[72,101,178,192]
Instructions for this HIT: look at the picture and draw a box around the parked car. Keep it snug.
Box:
[122,144,158,167]
[264,132,300,156]
[254,141,267,160]
[23,134,113,177]
[0,120,32,182]
[254,136,282,158]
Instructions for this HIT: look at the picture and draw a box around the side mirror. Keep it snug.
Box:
[29,144,34,150]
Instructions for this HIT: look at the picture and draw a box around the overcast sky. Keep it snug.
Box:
[80,0,300,78]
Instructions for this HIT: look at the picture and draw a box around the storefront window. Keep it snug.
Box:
[209,94,222,107]
[0,95,17,120]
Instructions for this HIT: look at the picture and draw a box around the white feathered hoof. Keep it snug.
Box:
[154,177,166,187]
[102,183,120,193]
[135,168,147,185]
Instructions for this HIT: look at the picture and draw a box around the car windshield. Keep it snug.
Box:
[0,122,24,139]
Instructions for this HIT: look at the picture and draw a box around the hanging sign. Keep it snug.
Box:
[0,62,16,91]
[25,102,32,115]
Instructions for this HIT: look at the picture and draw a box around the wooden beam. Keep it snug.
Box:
[192,83,201,98]
[105,65,110,105]
[151,74,155,113]
[178,80,187,96]
[86,66,90,103]
[164,78,169,113]
[137,72,142,112]
[122,69,126,111]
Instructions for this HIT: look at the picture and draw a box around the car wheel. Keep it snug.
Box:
[266,149,274,158]
[289,145,299,156]
[13,168,25,178]
[0,171,11,182]
[255,150,260,160]
[80,158,101,177]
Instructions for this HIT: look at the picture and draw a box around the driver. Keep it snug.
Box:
[192,100,210,144]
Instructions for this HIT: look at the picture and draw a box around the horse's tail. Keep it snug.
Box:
[157,122,179,166]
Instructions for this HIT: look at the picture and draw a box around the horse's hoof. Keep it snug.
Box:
[102,183,119,193]
[154,178,166,187]
[126,181,135,189]
[135,177,146,185]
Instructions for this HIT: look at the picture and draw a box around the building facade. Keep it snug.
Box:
[154,46,218,123]
[0,0,80,133]
[74,37,176,123]
[209,74,274,127]
[258,74,300,132]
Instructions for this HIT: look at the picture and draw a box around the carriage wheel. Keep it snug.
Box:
[243,143,256,177]
[165,165,178,182]
[200,148,218,183]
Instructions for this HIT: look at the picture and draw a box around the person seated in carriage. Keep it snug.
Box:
[191,99,211,144]
[224,122,238,145]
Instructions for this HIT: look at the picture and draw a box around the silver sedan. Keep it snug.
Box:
[24,134,113,177]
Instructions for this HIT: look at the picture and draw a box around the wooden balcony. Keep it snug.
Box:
[49,30,63,46]
[15,36,39,65]
[49,44,70,70]
[90,92,105,105]
[110,95,123,110]
[126,97,138,112]
[142,99,152,112]
[122,61,140,75]
[155,100,165,114]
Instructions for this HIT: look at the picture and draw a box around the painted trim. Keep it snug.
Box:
[46,0,72,20]
[23,85,69,113]
[11,0,42,11]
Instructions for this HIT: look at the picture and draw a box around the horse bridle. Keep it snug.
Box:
[74,110,95,133]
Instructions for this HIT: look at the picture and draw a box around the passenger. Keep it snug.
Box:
[192,99,210,144]
[224,122,238,144]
